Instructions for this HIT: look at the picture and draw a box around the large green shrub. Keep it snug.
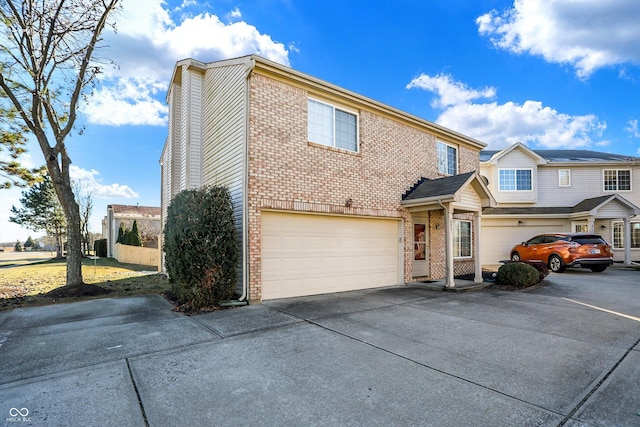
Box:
[163,186,238,308]
[496,262,540,288]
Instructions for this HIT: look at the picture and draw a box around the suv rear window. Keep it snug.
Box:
[571,235,606,245]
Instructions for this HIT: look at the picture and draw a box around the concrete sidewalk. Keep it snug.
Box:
[1,268,639,426]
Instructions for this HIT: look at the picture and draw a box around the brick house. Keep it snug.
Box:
[161,55,494,303]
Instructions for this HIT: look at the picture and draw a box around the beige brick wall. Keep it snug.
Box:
[246,73,480,301]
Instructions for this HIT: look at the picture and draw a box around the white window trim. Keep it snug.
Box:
[498,168,534,192]
[308,97,360,152]
[603,169,632,192]
[559,169,571,187]
[436,140,458,176]
[612,220,640,249]
[453,219,472,259]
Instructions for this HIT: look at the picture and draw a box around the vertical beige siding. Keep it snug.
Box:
[201,62,248,291]
[180,67,190,191]
[189,72,202,188]
[171,84,182,196]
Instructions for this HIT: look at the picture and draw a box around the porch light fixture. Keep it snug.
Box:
[601,225,606,230]
[518,220,524,225]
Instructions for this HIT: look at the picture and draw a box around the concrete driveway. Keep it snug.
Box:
[1,267,638,426]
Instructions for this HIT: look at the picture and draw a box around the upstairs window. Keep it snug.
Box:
[437,141,457,175]
[498,169,532,191]
[559,169,571,187]
[603,169,631,191]
[308,99,358,152]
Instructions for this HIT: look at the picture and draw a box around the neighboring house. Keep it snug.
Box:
[161,55,494,303]
[102,204,162,257]
[479,143,640,265]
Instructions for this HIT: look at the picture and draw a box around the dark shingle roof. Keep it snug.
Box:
[480,148,640,163]
[482,195,617,216]
[403,171,474,201]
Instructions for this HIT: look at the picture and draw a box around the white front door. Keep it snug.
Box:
[412,222,429,277]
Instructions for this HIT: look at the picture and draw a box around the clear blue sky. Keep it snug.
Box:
[2,0,640,244]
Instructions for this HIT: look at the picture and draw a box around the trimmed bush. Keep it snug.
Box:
[94,239,107,257]
[496,262,540,288]
[522,260,549,283]
[163,186,238,308]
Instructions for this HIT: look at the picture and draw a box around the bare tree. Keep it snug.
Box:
[73,180,93,255]
[0,0,119,287]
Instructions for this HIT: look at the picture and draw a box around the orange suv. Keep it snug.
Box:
[510,233,614,273]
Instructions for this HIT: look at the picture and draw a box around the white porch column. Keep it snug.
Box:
[587,216,595,233]
[474,211,482,283]
[444,204,455,288]
[624,217,632,265]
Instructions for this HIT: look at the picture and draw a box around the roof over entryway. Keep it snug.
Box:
[401,171,496,211]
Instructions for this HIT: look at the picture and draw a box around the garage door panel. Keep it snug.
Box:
[261,212,401,300]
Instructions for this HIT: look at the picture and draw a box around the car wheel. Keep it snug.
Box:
[511,252,520,262]
[548,254,565,273]
[590,265,607,273]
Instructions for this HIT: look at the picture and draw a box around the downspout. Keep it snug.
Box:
[221,57,256,307]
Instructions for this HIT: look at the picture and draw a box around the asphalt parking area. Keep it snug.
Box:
[1,267,638,426]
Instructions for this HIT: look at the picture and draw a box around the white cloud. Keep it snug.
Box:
[624,119,640,138]
[407,73,496,108]
[408,73,606,150]
[83,0,291,126]
[70,166,139,199]
[82,79,168,126]
[477,0,640,78]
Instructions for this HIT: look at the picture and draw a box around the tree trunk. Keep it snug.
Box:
[64,200,84,286]
[46,151,84,287]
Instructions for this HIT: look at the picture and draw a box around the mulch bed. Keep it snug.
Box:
[44,283,112,298]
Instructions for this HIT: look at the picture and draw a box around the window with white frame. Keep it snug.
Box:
[453,220,472,258]
[437,141,457,175]
[498,169,532,191]
[308,99,358,152]
[612,221,640,249]
[603,169,631,191]
[559,169,571,187]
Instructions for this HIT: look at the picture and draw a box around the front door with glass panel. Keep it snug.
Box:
[412,222,429,277]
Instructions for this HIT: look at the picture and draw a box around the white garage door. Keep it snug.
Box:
[261,212,401,300]
[481,224,566,265]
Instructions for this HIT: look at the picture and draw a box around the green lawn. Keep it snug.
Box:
[0,256,170,310]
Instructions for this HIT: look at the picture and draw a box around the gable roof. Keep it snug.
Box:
[481,146,640,164]
[403,172,475,201]
[401,172,495,209]
[480,142,547,165]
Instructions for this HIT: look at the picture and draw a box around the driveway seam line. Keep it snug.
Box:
[558,334,640,426]
[189,316,224,339]
[268,306,561,418]
[126,358,149,427]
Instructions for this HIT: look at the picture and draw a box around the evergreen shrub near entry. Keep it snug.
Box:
[496,262,540,288]
[163,186,238,308]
